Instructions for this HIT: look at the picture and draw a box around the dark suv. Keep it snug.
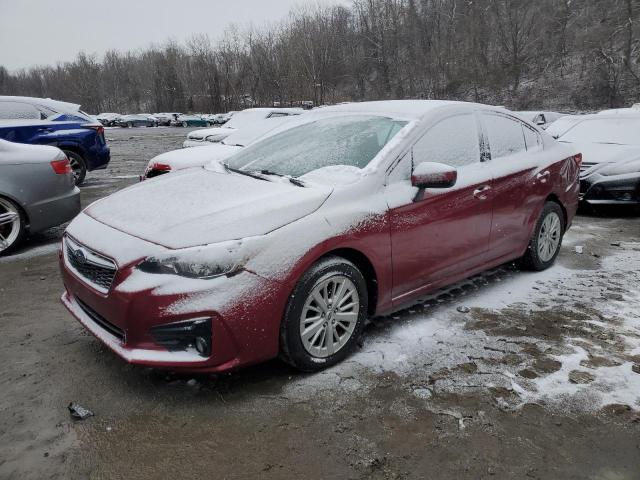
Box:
[0,96,110,184]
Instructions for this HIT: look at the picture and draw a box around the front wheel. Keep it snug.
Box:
[63,150,87,186]
[518,201,565,271]
[280,256,368,372]
[0,197,26,256]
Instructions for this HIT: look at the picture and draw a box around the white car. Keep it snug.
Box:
[183,108,302,147]
[144,116,300,179]
[96,113,121,127]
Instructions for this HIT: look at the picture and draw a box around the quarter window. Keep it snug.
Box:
[412,114,480,168]
[522,125,542,151]
[483,113,527,159]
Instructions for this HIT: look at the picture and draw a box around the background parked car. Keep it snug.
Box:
[143,115,300,179]
[0,139,80,255]
[116,114,157,128]
[153,113,181,126]
[0,96,110,185]
[515,111,565,129]
[173,114,208,127]
[96,113,121,127]
[183,108,302,147]
[554,113,640,206]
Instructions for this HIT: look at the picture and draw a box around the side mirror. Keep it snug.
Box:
[536,119,546,126]
[411,162,457,189]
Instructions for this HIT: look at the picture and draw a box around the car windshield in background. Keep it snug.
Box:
[225,115,407,178]
[224,110,273,129]
[559,118,640,145]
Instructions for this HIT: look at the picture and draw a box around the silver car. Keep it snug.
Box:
[0,139,81,255]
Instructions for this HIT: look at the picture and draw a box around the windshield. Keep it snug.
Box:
[559,118,640,145]
[225,115,407,177]
[224,110,270,129]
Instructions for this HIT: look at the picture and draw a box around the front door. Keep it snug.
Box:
[387,112,494,305]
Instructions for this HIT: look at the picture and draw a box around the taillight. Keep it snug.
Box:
[152,163,172,172]
[573,153,582,167]
[51,158,72,175]
[85,124,105,136]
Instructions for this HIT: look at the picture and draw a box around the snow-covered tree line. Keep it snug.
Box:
[1,0,639,113]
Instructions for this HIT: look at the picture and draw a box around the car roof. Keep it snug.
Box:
[0,95,81,113]
[313,100,488,120]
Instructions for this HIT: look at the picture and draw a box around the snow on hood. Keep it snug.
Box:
[86,168,332,249]
[148,144,242,171]
[563,141,640,164]
[187,126,236,140]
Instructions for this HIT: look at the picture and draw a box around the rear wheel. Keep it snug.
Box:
[280,256,368,371]
[63,150,86,186]
[0,197,26,256]
[518,201,565,271]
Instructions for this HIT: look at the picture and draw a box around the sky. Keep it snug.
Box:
[0,0,348,71]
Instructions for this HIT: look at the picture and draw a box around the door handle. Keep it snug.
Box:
[536,171,550,183]
[473,185,491,199]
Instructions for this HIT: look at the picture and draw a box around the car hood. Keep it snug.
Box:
[188,127,235,140]
[148,144,242,171]
[565,142,640,164]
[85,168,332,249]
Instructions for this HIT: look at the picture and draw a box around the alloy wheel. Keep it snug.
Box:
[299,275,360,358]
[537,211,561,262]
[0,198,21,253]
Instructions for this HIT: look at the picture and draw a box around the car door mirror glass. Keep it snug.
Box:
[411,162,457,188]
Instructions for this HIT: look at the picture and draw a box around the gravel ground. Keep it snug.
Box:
[1,127,640,480]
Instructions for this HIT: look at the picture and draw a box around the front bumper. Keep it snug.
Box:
[58,222,288,372]
[580,172,640,205]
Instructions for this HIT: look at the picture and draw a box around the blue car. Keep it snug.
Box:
[0,96,110,185]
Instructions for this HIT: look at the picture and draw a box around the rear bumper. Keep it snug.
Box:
[86,145,110,171]
[28,186,81,233]
[580,173,640,205]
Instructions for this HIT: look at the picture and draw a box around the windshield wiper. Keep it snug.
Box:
[223,164,269,182]
[258,169,306,187]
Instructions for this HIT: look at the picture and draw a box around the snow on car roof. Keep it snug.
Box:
[314,100,486,120]
[0,95,81,113]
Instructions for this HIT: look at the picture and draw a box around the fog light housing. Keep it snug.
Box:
[149,318,212,358]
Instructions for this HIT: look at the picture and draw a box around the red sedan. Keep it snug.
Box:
[59,101,580,372]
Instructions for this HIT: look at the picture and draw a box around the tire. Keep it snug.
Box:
[0,196,26,256]
[63,150,87,186]
[127,122,133,128]
[518,201,565,271]
[280,256,368,372]
[182,122,188,127]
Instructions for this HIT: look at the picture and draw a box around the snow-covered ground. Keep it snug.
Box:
[286,225,640,413]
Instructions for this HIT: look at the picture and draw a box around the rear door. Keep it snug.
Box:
[481,112,551,261]
[387,112,494,303]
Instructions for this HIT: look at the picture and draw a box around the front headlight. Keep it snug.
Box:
[137,238,259,279]
[599,159,640,176]
[205,134,226,143]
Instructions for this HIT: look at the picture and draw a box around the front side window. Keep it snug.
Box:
[483,113,527,159]
[412,114,480,168]
[226,115,407,177]
[0,102,40,120]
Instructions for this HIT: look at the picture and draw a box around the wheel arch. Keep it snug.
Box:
[545,193,567,228]
[317,247,379,316]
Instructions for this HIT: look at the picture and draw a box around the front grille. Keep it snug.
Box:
[65,236,117,293]
[76,297,125,342]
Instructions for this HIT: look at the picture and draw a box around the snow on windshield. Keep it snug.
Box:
[559,117,640,145]
[226,115,407,177]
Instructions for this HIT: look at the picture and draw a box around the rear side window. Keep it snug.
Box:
[413,114,480,167]
[0,101,40,120]
[483,113,527,159]
[523,125,542,151]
